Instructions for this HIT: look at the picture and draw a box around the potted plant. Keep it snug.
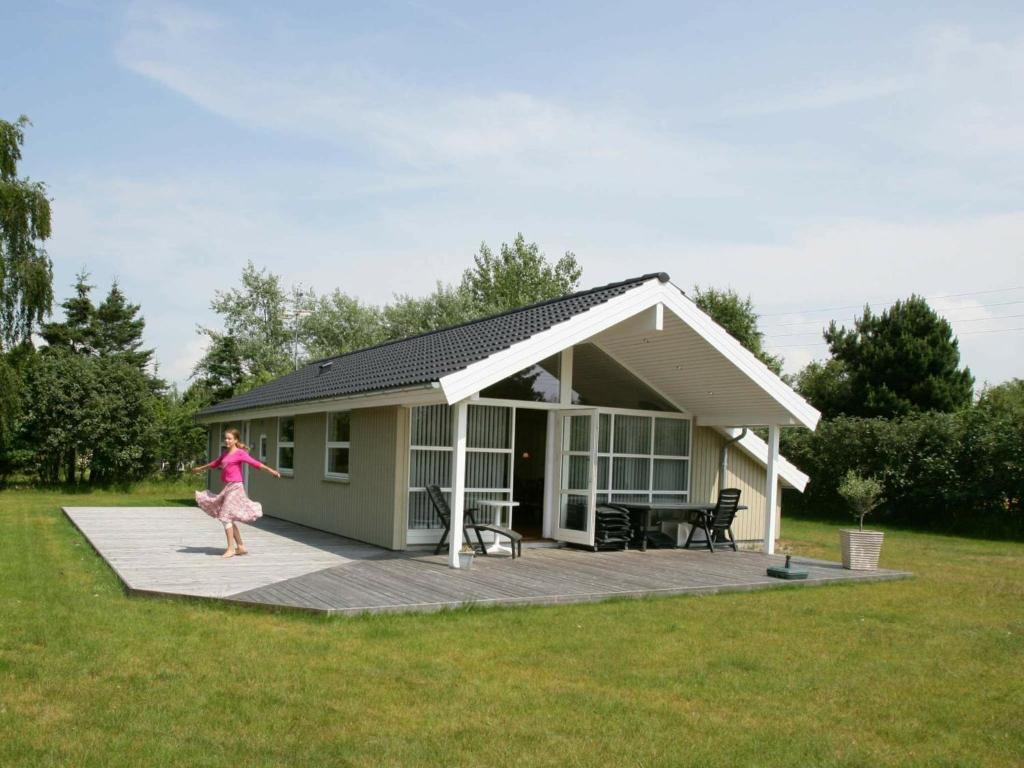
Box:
[837,470,885,570]
[458,543,475,570]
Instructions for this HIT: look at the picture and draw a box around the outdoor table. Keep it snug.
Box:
[609,502,747,551]
[476,499,519,555]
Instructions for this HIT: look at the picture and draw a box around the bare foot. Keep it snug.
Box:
[222,548,236,559]
[235,546,248,556]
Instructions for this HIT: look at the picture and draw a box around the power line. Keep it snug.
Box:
[765,313,1024,340]
[958,326,1024,336]
[758,285,1024,319]
[762,299,1024,329]
[768,326,1024,348]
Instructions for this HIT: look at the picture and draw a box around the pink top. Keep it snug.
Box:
[209,449,263,484]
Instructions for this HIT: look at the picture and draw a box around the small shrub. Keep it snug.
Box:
[837,471,883,530]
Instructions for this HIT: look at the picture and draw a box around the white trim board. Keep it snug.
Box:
[196,384,444,424]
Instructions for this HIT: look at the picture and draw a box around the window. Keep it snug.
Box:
[278,417,295,476]
[406,404,514,534]
[596,413,690,505]
[258,434,267,462]
[325,412,351,480]
[570,344,674,411]
[480,354,561,403]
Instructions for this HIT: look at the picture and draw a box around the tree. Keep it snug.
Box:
[191,236,582,404]
[463,233,582,316]
[86,357,158,485]
[153,387,207,476]
[93,280,153,372]
[20,349,99,483]
[189,333,245,404]
[40,271,97,355]
[0,354,20,475]
[0,116,53,350]
[20,350,158,484]
[193,261,291,397]
[811,295,974,418]
[300,289,388,360]
[382,234,581,341]
[383,282,476,340]
[691,286,783,374]
[793,358,851,416]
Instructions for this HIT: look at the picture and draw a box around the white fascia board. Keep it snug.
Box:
[692,414,803,427]
[439,279,668,404]
[194,384,444,424]
[717,427,809,492]
[658,286,821,430]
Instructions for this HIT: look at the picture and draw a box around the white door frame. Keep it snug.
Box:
[551,409,599,547]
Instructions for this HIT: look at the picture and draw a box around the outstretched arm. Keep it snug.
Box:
[192,453,224,473]
[241,451,281,478]
[260,463,282,479]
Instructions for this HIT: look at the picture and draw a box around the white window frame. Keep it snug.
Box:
[595,409,692,504]
[258,434,267,463]
[277,416,295,477]
[324,411,351,482]
[405,403,516,543]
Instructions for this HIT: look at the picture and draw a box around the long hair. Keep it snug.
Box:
[226,427,247,451]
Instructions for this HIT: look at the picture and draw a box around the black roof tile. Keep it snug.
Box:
[198,272,669,417]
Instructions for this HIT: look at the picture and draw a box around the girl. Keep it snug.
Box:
[193,427,281,558]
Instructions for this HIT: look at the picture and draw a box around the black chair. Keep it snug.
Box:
[684,488,742,552]
[426,485,523,559]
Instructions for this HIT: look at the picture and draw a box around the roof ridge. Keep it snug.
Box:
[302,271,670,369]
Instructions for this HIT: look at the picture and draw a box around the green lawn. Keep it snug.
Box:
[1,484,1021,768]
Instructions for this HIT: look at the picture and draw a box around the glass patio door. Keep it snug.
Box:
[554,409,599,547]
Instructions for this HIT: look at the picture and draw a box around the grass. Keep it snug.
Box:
[1,483,1022,767]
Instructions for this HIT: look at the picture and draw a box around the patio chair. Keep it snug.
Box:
[426,485,523,559]
[684,488,742,552]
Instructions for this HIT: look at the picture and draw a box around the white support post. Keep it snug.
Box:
[763,425,780,554]
[653,302,664,331]
[559,346,574,405]
[448,400,469,569]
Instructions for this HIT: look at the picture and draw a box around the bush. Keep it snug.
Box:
[18,350,159,485]
[783,389,1024,539]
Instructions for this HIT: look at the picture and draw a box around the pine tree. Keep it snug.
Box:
[40,270,97,355]
[93,280,153,371]
[813,295,974,418]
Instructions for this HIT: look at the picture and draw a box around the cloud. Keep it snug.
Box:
[687,213,1024,383]
[114,1,765,197]
[898,25,1024,156]
[85,5,1023,390]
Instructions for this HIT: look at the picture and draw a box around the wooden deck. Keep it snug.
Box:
[65,506,911,615]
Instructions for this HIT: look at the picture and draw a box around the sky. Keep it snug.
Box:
[2,1,1022,390]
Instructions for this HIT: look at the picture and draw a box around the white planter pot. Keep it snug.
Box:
[840,529,884,570]
[458,551,474,570]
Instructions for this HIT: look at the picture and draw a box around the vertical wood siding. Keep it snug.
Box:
[242,407,402,549]
[691,427,782,543]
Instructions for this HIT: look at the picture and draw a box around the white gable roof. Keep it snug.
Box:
[440,277,821,430]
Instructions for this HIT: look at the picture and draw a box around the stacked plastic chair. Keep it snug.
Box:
[594,505,632,550]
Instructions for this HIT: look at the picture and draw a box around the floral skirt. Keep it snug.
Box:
[195,482,263,523]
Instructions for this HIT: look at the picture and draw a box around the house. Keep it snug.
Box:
[196,272,819,568]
